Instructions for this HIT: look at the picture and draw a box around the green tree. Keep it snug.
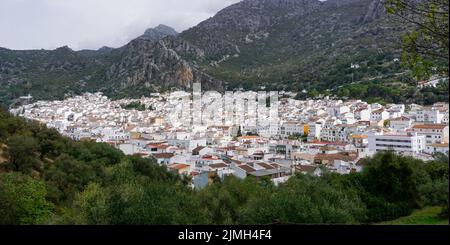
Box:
[5,135,43,175]
[44,154,98,203]
[0,172,54,224]
[385,0,449,79]
[241,174,366,224]
[355,151,438,221]
[360,152,425,205]
[74,183,110,225]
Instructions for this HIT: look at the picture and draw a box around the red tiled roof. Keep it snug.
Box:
[372,109,385,113]
[190,171,200,177]
[296,165,317,173]
[255,162,275,170]
[209,163,229,169]
[238,164,256,173]
[152,153,174,159]
[351,134,368,139]
[217,146,237,151]
[391,116,411,121]
[202,155,219,160]
[270,163,281,169]
[134,153,149,156]
[413,124,448,130]
[315,152,358,162]
[192,146,206,153]
[155,145,169,149]
[168,163,190,170]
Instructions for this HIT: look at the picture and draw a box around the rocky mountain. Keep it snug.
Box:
[105,37,223,97]
[139,24,179,41]
[180,0,406,91]
[1,0,439,107]
[0,23,220,105]
[180,0,324,60]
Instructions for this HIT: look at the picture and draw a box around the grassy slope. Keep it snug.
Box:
[376,207,449,225]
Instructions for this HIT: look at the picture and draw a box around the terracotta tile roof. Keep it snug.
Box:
[413,124,448,130]
[296,165,317,173]
[190,171,200,177]
[167,163,190,170]
[319,146,338,151]
[315,152,358,162]
[255,162,275,170]
[354,107,368,112]
[310,141,329,145]
[270,163,281,169]
[147,143,167,147]
[231,159,243,164]
[152,153,174,159]
[238,164,256,173]
[217,146,237,151]
[391,116,411,121]
[192,146,206,153]
[372,109,385,114]
[351,134,368,139]
[134,152,149,156]
[202,155,219,160]
[209,163,229,169]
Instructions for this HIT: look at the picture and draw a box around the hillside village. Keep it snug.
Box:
[10,91,449,189]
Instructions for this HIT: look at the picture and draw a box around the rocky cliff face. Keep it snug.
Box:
[106,37,222,91]
[178,0,410,91]
[179,0,325,60]
[0,23,222,105]
[139,24,179,42]
[0,0,415,105]
[361,0,387,23]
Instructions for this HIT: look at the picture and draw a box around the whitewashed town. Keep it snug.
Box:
[10,87,449,189]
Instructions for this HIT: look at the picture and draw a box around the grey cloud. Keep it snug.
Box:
[0,0,241,50]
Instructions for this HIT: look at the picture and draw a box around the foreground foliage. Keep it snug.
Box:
[0,109,448,224]
[376,206,449,225]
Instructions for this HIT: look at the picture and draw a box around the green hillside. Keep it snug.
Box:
[377,206,449,225]
[0,108,448,224]
[1,0,448,107]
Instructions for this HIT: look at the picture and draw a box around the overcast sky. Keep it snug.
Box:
[0,0,240,50]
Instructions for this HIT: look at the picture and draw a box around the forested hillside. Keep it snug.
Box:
[1,0,447,107]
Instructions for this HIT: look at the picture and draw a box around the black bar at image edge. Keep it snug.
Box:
[0,225,448,243]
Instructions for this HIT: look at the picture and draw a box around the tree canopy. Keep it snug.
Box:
[385,0,449,78]
[0,109,448,224]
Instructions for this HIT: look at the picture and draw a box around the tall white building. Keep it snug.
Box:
[416,107,445,124]
[411,124,449,144]
[368,133,426,154]
[307,121,322,142]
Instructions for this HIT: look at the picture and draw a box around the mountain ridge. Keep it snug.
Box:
[139,24,179,42]
[1,0,446,106]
